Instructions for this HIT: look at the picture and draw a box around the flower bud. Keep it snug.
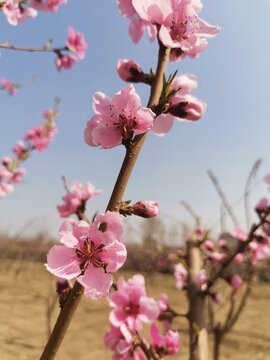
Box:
[255,198,268,214]
[230,275,243,289]
[116,59,144,83]
[168,95,206,121]
[133,200,159,218]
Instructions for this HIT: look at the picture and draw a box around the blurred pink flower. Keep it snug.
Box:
[230,226,248,242]
[66,26,88,59]
[3,0,37,26]
[174,263,187,290]
[150,323,180,357]
[108,274,159,330]
[55,54,78,72]
[57,180,102,218]
[1,78,18,95]
[230,275,243,289]
[30,0,67,12]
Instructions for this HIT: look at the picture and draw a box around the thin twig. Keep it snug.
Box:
[207,169,239,226]
[244,158,262,228]
[0,41,66,55]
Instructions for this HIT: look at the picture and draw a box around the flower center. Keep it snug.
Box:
[124,302,140,316]
[76,239,105,272]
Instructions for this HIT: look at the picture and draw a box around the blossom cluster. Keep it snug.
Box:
[55,26,88,72]
[1,0,67,26]
[0,107,58,199]
[1,78,18,96]
[117,0,220,61]
[104,274,180,359]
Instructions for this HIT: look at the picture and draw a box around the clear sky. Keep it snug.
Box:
[1,0,270,241]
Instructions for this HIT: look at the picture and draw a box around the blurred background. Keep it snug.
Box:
[1,1,270,359]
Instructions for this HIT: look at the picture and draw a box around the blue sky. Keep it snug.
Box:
[1,0,270,240]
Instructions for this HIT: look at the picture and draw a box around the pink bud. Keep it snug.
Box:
[195,269,207,286]
[255,198,268,214]
[204,240,215,252]
[116,59,144,83]
[218,239,228,249]
[133,201,159,218]
[2,156,12,165]
[210,252,225,262]
[230,275,243,289]
[233,253,244,263]
[212,293,222,304]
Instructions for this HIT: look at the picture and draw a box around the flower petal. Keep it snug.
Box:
[45,245,80,279]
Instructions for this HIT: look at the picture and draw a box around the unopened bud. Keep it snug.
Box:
[255,198,268,214]
[133,201,159,218]
[116,59,145,83]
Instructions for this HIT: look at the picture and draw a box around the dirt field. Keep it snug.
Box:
[1,259,270,360]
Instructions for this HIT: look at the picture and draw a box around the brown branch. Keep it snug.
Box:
[0,40,66,54]
[39,43,171,360]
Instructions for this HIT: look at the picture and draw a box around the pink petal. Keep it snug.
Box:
[139,296,159,322]
[109,307,128,327]
[133,108,154,134]
[101,240,127,272]
[59,219,78,247]
[197,18,221,38]
[159,25,175,48]
[45,245,81,279]
[150,323,163,347]
[92,123,122,149]
[84,116,100,147]
[77,267,113,300]
[93,92,113,117]
[129,17,146,44]
[151,114,174,136]
[113,85,141,115]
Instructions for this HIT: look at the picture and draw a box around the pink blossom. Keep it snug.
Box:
[12,140,26,159]
[230,226,249,242]
[233,253,244,264]
[116,59,144,83]
[152,75,206,136]
[174,263,187,290]
[0,182,14,199]
[255,198,268,214]
[104,323,144,360]
[55,54,78,72]
[150,323,180,357]
[57,180,102,218]
[2,156,13,166]
[133,201,159,218]
[30,0,67,12]
[230,275,243,289]
[3,0,37,26]
[66,26,88,60]
[84,85,155,149]
[218,239,228,249]
[132,0,220,60]
[0,165,13,180]
[210,252,225,262]
[108,274,159,330]
[249,241,270,265]
[117,0,157,44]
[1,78,18,96]
[157,293,172,331]
[204,240,215,252]
[195,269,207,286]
[46,212,126,300]
[10,168,26,184]
[24,124,57,153]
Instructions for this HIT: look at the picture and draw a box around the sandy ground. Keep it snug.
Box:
[0,259,270,360]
